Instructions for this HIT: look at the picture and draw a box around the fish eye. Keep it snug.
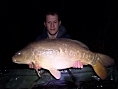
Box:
[18,52,21,55]
[16,52,21,55]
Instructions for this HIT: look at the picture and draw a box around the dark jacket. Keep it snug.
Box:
[36,25,89,49]
[36,25,71,41]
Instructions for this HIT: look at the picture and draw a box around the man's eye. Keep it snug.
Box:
[47,22,50,23]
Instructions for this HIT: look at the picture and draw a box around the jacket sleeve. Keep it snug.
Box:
[35,34,44,41]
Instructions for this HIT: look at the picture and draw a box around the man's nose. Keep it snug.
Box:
[51,23,54,28]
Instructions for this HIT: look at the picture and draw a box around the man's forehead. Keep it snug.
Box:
[46,15,58,21]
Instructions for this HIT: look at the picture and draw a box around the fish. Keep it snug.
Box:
[12,38,114,80]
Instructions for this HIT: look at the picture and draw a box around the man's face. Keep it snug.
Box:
[44,14,61,35]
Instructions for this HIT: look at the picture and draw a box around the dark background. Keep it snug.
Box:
[1,0,118,69]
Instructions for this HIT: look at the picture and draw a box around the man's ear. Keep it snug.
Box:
[59,21,61,26]
[44,22,46,27]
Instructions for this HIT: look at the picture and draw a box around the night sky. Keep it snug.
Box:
[1,0,118,69]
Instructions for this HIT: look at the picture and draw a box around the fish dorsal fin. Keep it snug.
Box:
[97,53,114,67]
[70,39,89,49]
[49,69,61,79]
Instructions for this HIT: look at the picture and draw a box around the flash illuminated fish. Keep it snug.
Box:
[12,38,114,80]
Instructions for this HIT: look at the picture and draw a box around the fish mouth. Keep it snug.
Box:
[12,58,24,64]
[12,57,21,63]
[12,57,30,64]
[12,57,16,62]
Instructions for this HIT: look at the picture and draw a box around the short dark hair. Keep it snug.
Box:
[44,9,61,22]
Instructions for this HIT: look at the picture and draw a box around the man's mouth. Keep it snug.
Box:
[50,29,55,30]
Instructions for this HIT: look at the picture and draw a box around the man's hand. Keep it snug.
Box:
[73,60,83,68]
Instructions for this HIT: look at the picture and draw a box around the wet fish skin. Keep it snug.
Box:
[12,38,114,80]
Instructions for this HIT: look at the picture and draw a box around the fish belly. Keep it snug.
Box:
[38,55,76,70]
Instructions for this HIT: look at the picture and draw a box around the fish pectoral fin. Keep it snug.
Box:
[49,69,61,79]
[32,62,41,77]
[35,69,41,77]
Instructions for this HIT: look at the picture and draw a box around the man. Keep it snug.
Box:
[29,10,85,69]
[36,11,70,40]
[28,11,92,85]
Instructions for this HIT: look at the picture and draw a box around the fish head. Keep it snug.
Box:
[12,45,34,64]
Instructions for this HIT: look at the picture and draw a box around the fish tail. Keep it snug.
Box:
[92,60,107,80]
[97,53,114,67]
